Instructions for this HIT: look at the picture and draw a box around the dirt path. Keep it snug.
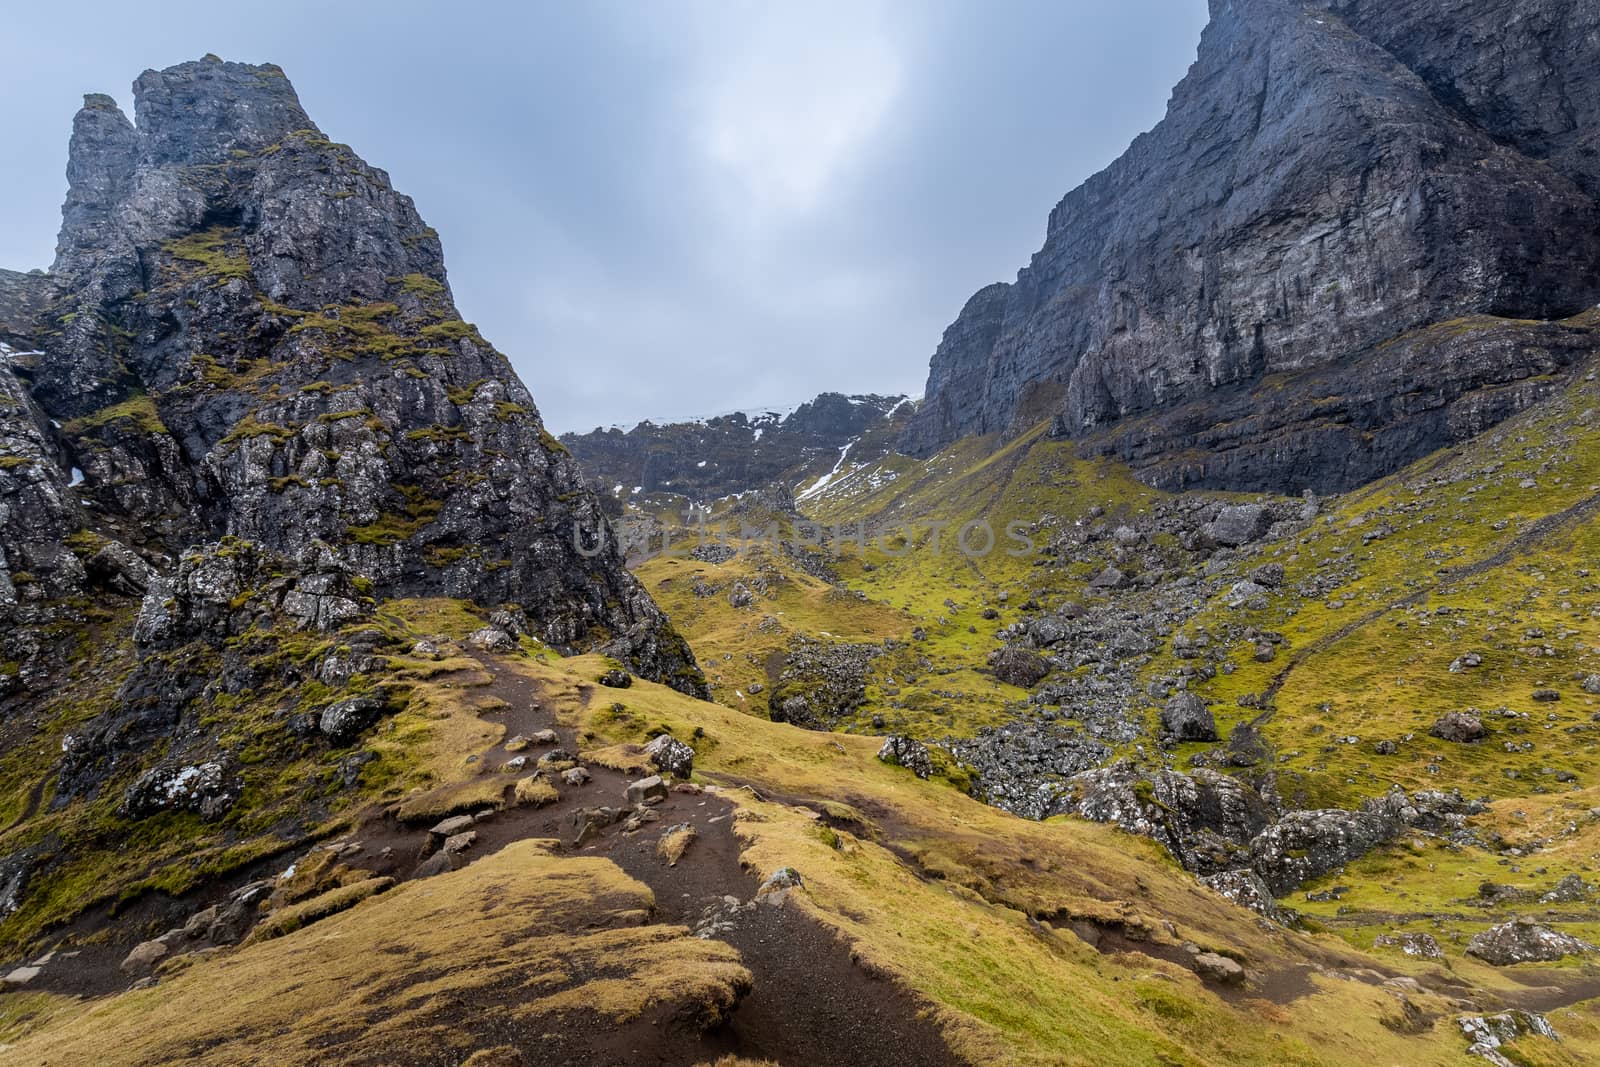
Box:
[9,652,962,1066]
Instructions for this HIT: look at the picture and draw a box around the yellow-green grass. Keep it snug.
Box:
[3,841,749,1065]
[541,652,1600,1066]
[635,546,910,712]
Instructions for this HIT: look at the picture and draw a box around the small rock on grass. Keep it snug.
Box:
[1190,951,1246,984]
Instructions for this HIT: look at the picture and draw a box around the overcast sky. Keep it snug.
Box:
[0,1,1208,433]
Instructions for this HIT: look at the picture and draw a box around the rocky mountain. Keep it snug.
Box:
[561,391,912,503]
[902,0,1600,493]
[0,56,701,692]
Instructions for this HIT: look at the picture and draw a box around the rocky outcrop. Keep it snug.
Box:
[901,0,1600,493]
[563,392,912,504]
[1466,919,1596,966]
[0,56,703,694]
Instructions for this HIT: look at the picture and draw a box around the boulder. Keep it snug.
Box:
[625,775,668,806]
[120,939,169,973]
[991,644,1051,687]
[318,695,385,745]
[876,735,934,779]
[1161,692,1219,743]
[1191,951,1246,984]
[1203,505,1272,547]
[466,627,517,653]
[643,734,695,779]
[1249,808,1400,895]
[598,668,633,689]
[1199,869,1288,925]
[1466,919,1595,965]
[1430,711,1488,743]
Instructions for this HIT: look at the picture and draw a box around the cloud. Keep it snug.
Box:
[0,0,1211,434]
[685,1,904,221]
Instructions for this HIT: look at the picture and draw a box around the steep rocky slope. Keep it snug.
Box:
[902,0,1600,493]
[562,391,913,504]
[0,57,704,956]
[0,56,699,686]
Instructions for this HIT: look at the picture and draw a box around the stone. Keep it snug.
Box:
[876,735,934,779]
[1161,693,1219,743]
[1466,919,1596,965]
[318,696,386,745]
[1459,1012,1560,1065]
[467,627,517,653]
[1205,506,1273,547]
[1430,711,1488,743]
[531,729,559,745]
[1540,874,1593,904]
[757,866,803,901]
[563,806,625,847]
[1531,688,1561,702]
[1190,951,1245,984]
[625,775,668,806]
[1373,932,1443,959]
[443,831,477,855]
[414,851,458,879]
[2,965,42,986]
[991,644,1051,687]
[1249,809,1401,895]
[121,939,169,973]
[643,734,695,778]
[561,766,591,787]
[598,668,633,689]
[1199,870,1287,925]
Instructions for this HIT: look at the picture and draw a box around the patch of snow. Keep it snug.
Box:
[69,467,85,487]
[796,439,857,503]
[696,460,707,468]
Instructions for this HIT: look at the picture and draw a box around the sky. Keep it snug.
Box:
[0,0,1209,434]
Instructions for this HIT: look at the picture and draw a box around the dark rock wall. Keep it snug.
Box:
[902,0,1600,492]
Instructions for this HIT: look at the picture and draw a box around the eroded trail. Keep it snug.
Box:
[342,654,961,1066]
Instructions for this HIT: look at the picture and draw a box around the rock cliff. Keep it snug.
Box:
[0,56,703,692]
[901,0,1600,492]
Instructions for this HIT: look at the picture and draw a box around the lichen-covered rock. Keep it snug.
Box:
[1200,869,1288,925]
[121,760,237,819]
[1466,919,1596,965]
[1160,692,1219,743]
[876,735,934,779]
[1374,932,1443,960]
[1458,1011,1559,1066]
[1430,711,1489,743]
[644,734,695,779]
[1067,762,1273,874]
[990,644,1051,687]
[318,696,386,745]
[1248,809,1400,895]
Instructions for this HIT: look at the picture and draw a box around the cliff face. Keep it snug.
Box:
[901,0,1600,492]
[0,57,703,692]
[562,392,913,503]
